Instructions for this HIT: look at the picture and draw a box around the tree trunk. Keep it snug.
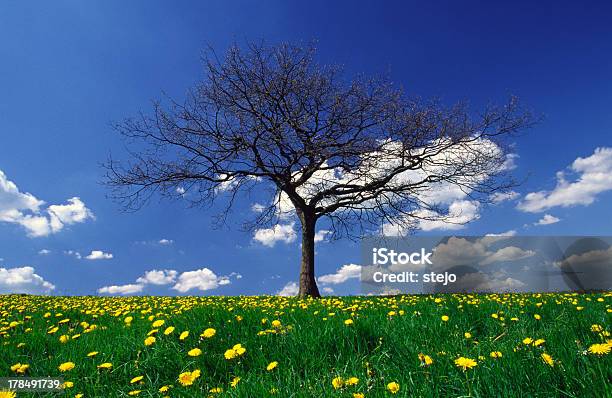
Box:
[298,211,320,297]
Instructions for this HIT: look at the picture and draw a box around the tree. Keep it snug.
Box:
[104,42,535,297]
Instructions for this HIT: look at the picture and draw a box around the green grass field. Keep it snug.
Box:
[1,292,611,397]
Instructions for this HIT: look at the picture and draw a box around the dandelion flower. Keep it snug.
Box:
[418,353,433,366]
[454,357,477,371]
[522,337,533,345]
[346,377,359,386]
[61,381,74,388]
[97,362,113,370]
[387,382,400,394]
[490,351,502,359]
[271,320,282,328]
[201,328,216,338]
[344,319,354,326]
[159,385,170,392]
[353,394,364,398]
[144,336,156,346]
[266,361,278,371]
[58,362,75,372]
[540,353,554,367]
[230,376,241,388]
[164,326,175,335]
[588,343,611,355]
[0,392,17,398]
[534,314,541,320]
[464,332,472,339]
[128,390,141,396]
[130,376,144,384]
[332,377,344,390]
[591,324,604,333]
[178,369,201,386]
[151,319,165,328]
[533,339,545,347]
[87,351,98,357]
[188,348,202,357]
[441,315,449,322]
[179,331,189,340]
[10,363,29,374]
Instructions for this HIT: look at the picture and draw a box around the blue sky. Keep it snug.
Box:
[1,1,611,296]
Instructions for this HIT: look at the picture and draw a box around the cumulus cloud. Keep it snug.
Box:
[314,230,332,242]
[277,281,298,296]
[85,250,113,260]
[534,214,560,226]
[38,249,51,255]
[172,268,226,293]
[518,147,612,212]
[0,266,55,294]
[490,191,520,204]
[318,264,362,285]
[136,269,177,285]
[0,170,94,237]
[253,223,297,247]
[485,230,517,237]
[64,250,82,259]
[431,237,535,269]
[98,284,144,295]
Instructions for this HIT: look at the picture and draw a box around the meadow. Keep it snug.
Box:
[1,292,610,397]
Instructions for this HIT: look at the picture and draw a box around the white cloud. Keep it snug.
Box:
[64,250,82,259]
[314,230,332,242]
[38,249,51,255]
[322,287,334,294]
[318,264,362,285]
[97,283,144,295]
[479,246,535,265]
[158,238,173,245]
[0,170,94,237]
[172,268,226,293]
[452,272,526,292]
[485,230,517,237]
[431,237,535,269]
[136,269,177,285]
[384,200,480,235]
[251,203,266,213]
[0,266,55,294]
[490,191,520,204]
[277,281,298,296]
[534,214,560,226]
[253,223,297,247]
[85,250,113,260]
[518,147,612,212]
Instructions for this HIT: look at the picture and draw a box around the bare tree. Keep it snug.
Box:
[104,41,535,297]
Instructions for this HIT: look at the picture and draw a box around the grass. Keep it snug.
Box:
[0,292,610,397]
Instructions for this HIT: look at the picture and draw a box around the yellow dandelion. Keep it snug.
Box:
[128,390,141,396]
[87,351,98,357]
[522,337,533,345]
[418,353,433,366]
[144,336,156,346]
[179,331,189,340]
[201,328,216,338]
[97,362,113,370]
[441,315,449,322]
[58,362,75,372]
[130,376,144,384]
[10,363,29,374]
[534,314,541,320]
[151,319,165,328]
[588,343,611,355]
[178,369,201,386]
[187,348,202,357]
[464,332,472,339]
[61,381,74,389]
[346,377,359,386]
[266,361,278,371]
[387,381,400,394]
[344,319,354,326]
[332,377,344,390]
[230,376,241,387]
[540,353,554,367]
[490,351,502,358]
[164,326,175,335]
[454,357,477,371]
